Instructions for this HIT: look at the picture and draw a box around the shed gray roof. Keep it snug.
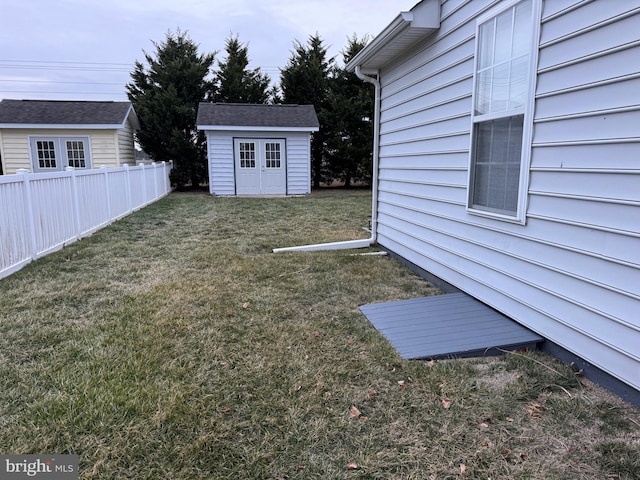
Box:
[197,103,319,131]
[0,99,138,128]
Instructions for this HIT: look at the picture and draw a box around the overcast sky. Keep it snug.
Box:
[0,1,416,102]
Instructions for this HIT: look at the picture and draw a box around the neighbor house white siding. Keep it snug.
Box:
[0,129,122,174]
[205,130,311,196]
[374,0,640,391]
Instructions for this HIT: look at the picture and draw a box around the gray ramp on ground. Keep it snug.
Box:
[359,293,543,359]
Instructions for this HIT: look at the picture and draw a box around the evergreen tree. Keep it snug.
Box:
[324,35,374,187]
[280,34,334,187]
[214,35,273,104]
[127,30,214,188]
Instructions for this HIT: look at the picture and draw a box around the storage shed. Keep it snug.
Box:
[342,0,640,401]
[0,99,139,175]
[197,103,319,196]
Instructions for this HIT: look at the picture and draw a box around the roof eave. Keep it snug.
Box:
[197,125,319,133]
[0,124,126,130]
[125,104,141,130]
[345,0,440,73]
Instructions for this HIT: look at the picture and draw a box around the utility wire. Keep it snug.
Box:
[0,79,125,85]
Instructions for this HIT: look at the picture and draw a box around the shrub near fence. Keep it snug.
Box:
[0,162,172,280]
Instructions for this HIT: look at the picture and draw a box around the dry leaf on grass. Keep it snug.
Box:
[349,405,362,418]
[526,401,547,418]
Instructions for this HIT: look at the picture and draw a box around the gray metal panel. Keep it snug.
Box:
[360,293,543,359]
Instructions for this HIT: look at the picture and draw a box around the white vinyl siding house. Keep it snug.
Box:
[347,0,640,398]
[0,100,139,175]
[197,103,319,196]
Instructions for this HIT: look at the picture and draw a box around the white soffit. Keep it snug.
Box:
[346,0,440,73]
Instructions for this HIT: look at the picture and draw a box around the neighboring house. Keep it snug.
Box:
[0,99,140,175]
[345,0,640,398]
[197,103,319,196]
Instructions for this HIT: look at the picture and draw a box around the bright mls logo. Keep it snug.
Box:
[0,455,77,479]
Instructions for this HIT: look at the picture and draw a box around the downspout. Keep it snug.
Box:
[273,66,381,253]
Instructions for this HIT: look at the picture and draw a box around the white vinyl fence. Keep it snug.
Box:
[0,162,172,280]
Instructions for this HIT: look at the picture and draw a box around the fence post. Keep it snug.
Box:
[101,165,112,223]
[123,164,132,214]
[165,161,172,195]
[17,169,38,259]
[140,164,147,206]
[151,162,159,200]
[66,166,82,239]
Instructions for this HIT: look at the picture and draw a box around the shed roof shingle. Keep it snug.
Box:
[0,99,136,126]
[196,103,319,130]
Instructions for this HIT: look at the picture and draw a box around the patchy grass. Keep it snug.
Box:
[0,190,638,479]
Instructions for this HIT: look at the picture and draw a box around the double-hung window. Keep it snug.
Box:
[468,0,537,221]
[30,137,91,172]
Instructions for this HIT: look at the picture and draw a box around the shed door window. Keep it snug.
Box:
[265,142,281,168]
[468,0,535,219]
[30,137,91,172]
[239,142,256,168]
[66,140,86,168]
[36,140,57,169]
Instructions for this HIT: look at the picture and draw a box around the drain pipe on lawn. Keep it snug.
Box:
[273,66,381,253]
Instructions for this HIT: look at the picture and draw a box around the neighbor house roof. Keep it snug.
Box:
[345,0,440,74]
[0,99,140,129]
[196,103,319,132]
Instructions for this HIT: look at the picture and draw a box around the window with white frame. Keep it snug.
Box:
[265,142,281,168]
[29,137,91,172]
[239,142,256,168]
[468,0,535,219]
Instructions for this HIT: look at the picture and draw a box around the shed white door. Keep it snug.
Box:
[235,139,286,195]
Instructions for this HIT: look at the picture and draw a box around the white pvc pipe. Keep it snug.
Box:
[273,66,381,253]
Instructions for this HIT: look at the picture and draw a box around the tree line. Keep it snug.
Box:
[126,30,373,189]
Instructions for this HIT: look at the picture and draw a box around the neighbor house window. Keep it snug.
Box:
[35,140,57,169]
[468,0,536,220]
[65,140,87,168]
[30,137,91,172]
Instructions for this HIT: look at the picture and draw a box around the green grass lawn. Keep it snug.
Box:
[1,190,638,479]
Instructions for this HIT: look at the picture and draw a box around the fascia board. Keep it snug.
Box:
[346,12,413,72]
[197,125,319,132]
[0,124,122,129]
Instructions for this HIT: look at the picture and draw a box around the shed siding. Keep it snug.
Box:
[205,130,311,196]
[0,129,119,174]
[374,0,640,390]
[117,120,136,165]
[206,131,236,195]
[285,132,312,195]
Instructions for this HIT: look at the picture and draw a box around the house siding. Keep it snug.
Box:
[374,0,640,391]
[205,130,311,196]
[0,129,120,174]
